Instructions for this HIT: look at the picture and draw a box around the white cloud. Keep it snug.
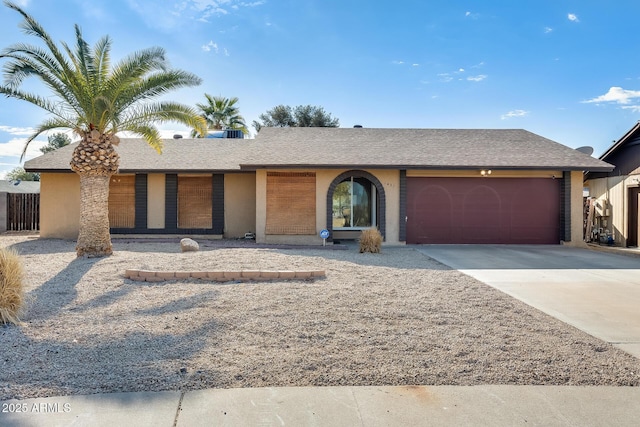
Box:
[412,63,419,67]
[584,87,640,104]
[544,27,553,34]
[621,105,640,112]
[392,60,405,65]
[0,125,35,136]
[201,40,219,52]
[568,13,579,22]
[127,0,264,30]
[501,110,529,120]
[467,75,487,82]
[0,137,48,160]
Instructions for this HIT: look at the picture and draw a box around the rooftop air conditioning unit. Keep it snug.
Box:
[205,129,244,139]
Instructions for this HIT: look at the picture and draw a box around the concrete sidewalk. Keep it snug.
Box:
[2,385,640,426]
[416,244,640,358]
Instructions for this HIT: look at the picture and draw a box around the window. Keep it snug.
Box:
[332,177,376,229]
[266,172,316,235]
[178,176,212,229]
[109,175,135,228]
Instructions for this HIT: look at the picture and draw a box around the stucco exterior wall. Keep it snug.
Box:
[567,170,587,247]
[224,173,256,238]
[147,174,166,229]
[40,173,80,239]
[585,173,640,246]
[255,169,400,245]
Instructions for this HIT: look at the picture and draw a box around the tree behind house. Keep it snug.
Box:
[191,94,248,137]
[6,167,39,182]
[253,104,340,132]
[40,132,71,154]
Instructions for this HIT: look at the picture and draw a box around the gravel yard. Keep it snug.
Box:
[1,235,638,400]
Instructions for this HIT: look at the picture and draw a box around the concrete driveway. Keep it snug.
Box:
[415,245,640,358]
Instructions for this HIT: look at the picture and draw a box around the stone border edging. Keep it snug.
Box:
[124,269,326,282]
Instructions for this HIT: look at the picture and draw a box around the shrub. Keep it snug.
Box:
[0,247,25,325]
[359,228,382,253]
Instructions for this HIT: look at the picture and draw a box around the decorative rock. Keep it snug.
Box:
[180,238,199,252]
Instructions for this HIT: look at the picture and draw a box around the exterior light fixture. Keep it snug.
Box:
[480,169,492,176]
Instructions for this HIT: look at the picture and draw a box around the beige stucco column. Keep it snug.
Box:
[565,170,588,247]
[39,173,81,239]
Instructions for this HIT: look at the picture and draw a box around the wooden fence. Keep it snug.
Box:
[6,193,40,231]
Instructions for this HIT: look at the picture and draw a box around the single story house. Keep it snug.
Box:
[584,121,640,247]
[24,127,612,245]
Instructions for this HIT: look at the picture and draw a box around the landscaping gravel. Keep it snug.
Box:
[1,235,638,400]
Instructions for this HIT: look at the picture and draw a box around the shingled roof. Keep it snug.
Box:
[244,128,613,171]
[24,127,613,172]
[24,138,252,173]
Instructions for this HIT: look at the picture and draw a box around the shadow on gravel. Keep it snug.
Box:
[1,317,222,401]
[24,256,101,321]
[5,238,76,256]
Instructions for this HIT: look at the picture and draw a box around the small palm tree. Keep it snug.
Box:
[0,1,207,257]
[191,94,248,137]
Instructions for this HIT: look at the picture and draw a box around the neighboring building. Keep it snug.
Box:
[24,127,612,245]
[0,180,40,233]
[0,180,40,194]
[584,121,640,247]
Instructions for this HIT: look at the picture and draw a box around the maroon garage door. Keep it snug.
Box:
[407,177,561,244]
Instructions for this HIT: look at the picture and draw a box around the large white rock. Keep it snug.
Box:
[180,238,199,252]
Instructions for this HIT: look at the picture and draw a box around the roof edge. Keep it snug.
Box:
[599,121,640,160]
[239,164,615,172]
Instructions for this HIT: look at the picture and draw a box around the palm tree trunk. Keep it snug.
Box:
[71,131,119,258]
[76,174,113,257]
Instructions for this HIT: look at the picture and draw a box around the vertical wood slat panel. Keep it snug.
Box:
[178,176,212,229]
[266,172,316,235]
[7,193,40,231]
[108,175,136,228]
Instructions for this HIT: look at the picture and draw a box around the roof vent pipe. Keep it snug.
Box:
[173,134,183,139]
[353,125,363,128]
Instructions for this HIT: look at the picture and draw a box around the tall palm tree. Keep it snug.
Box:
[191,94,248,137]
[0,1,207,257]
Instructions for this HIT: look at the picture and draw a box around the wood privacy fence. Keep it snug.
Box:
[6,193,40,231]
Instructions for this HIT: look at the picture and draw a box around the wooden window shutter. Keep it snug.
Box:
[178,176,212,229]
[109,175,136,228]
[266,172,316,235]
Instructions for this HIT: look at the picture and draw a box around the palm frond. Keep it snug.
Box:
[19,117,76,160]
[2,1,204,155]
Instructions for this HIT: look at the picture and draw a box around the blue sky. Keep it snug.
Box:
[1,0,640,178]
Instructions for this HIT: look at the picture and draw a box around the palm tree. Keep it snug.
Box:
[0,1,207,257]
[191,94,248,137]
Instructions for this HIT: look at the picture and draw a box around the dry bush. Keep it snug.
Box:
[359,228,383,253]
[0,247,25,325]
